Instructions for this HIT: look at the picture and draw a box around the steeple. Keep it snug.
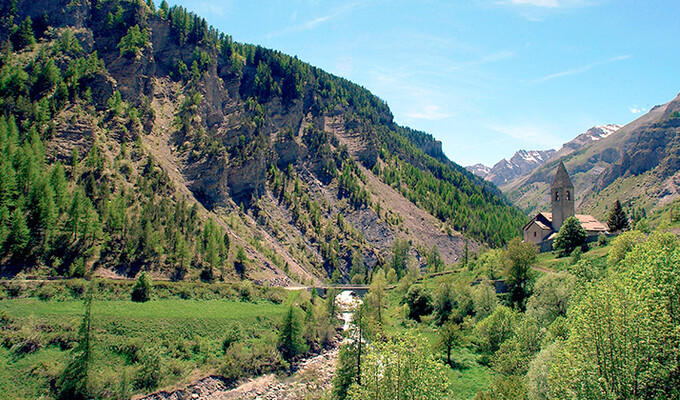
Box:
[551,160,575,230]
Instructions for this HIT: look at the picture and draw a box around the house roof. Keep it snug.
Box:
[534,220,551,230]
[523,212,607,234]
[551,161,574,190]
[575,214,608,232]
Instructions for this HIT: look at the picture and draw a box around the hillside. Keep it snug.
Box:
[502,93,680,219]
[0,0,526,284]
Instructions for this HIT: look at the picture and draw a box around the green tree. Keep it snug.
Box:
[607,229,645,267]
[364,269,388,327]
[503,238,537,311]
[118,25,148,58]
[404,284,432,322]
[390,238,410,278]
[11,16,36,50]
[436,320,462,366]
[131,272,152,302]
[552,216,586,257]
[550,233,680,399]
[526,271,575,328]
[475,305,517,356]
[347,332,450,400]
[606,199,629,233]
[278,304,308,361]
[57,282,94,400]
[8,208,30,257]
[333,342,360,400]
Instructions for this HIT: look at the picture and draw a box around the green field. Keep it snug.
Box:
[0,293,288,399]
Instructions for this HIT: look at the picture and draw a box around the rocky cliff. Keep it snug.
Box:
[0,0,526,283]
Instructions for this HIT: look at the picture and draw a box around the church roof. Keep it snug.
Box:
[551,161,574,189]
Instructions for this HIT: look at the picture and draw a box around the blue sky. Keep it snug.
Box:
[167,0,680,167]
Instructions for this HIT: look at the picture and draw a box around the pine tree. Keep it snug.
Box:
[9,208,30,257]
[11,16,36,50]
[58,282,94,400]
[277,304,307,361]
[607,199,629,233]
[131,272,152,302]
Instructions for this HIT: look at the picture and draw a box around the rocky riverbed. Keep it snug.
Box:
[139,344,339,400]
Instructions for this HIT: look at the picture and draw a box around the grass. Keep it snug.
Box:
[535,242,610,272]
[0,293,289,399]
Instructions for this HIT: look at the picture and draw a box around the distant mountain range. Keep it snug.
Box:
[494,94,680,219]
[466,125,620,187]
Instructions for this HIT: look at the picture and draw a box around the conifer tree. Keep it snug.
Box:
[58,282,94,400]
[278,304,307,361]
[11,16,36,50]
[9,208,30,257]
[607,199,629,232]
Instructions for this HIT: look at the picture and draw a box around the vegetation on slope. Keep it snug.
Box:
[0,0,524,281]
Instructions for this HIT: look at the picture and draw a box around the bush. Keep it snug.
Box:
[597,233,608,247]
[135,346,163,390]
[131,272,152,302]
[36,284,56,301]
[222,322,244,352]
[404,284,433,322]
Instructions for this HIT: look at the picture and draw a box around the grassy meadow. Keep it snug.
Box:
[0,279,290,399]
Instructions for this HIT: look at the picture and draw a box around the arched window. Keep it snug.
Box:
[533,231,537,237]
[566,191,571,200]
[555,191,559,201]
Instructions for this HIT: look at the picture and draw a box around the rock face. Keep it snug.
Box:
[140,347,340,400]
[466,163,491,179]
[559,125,621,154]
[0,0,519,283]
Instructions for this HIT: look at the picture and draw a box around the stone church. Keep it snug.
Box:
[523,161,607,251]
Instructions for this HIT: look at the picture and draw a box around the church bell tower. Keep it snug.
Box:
[551,161,575,231]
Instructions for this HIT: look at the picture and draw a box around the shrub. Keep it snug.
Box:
[135,346,162,390]
[404,284,433,322]
[131,272,152,302]
[222,322,244,352]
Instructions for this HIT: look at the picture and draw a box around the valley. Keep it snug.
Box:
[1,0,680,399]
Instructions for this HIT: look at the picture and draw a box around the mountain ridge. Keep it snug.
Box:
[0,0,526,284]
[501,93,680,219]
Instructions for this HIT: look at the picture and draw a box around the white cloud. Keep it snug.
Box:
[530,55,630,85]
[489,123,562,148]
[406,104,452,121]
[267,2,362,39]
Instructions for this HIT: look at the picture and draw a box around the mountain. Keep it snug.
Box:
[502,94,680,219]
[0,0,526,284]
[556,124,620,156]
[480,149,557,186]
[466,163,491,179]
[468,125,621,188]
